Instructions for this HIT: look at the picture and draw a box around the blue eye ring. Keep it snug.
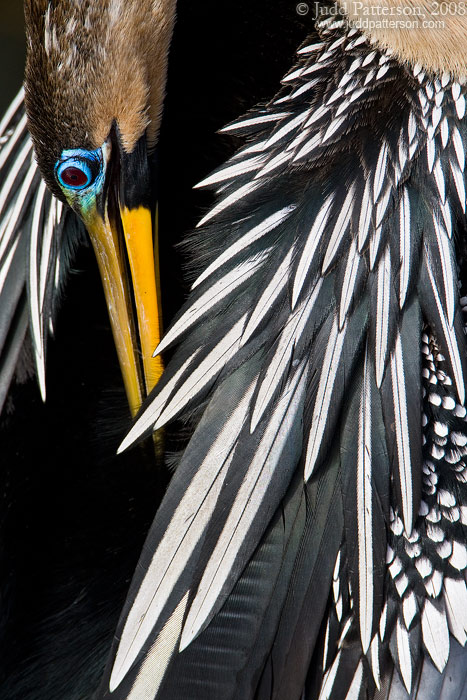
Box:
[55,148,104,192]
[56,158,92,190]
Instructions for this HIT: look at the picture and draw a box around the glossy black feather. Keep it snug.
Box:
[0,90,77,409]
[0,4,314,697]
[101,13,467,700]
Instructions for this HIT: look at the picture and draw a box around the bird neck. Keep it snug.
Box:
[337,0,467,80]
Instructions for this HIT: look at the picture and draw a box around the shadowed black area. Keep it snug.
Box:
[0,1,25,116]
[0,245,166,699]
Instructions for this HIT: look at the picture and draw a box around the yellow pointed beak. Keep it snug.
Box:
[120,204,164,395]
[85,201,163,417]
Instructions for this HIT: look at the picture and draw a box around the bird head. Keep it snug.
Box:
[23,0,176,415]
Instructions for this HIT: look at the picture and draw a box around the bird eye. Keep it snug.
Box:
[59,165,90,188]
[55,149,103,192]
[56,159,93,190]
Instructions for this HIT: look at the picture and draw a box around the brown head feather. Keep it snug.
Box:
[24,0,176,195]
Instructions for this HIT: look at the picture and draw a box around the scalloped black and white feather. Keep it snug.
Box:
[0,88,75,410]
[101,14,467,700]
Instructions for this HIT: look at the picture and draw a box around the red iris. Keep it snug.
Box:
[60,166,89,188]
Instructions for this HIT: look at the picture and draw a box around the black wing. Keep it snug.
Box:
[0,88,80,411]
[99,16,467,700]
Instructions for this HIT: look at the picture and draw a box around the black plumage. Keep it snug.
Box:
[97,10,467,700]
[0,2,310,698]
[2,2,467,699]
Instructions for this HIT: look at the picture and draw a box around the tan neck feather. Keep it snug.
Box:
[25,0,176,160]
[338,0,467,79]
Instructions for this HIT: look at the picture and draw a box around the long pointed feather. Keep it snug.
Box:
[156,257,264,355]
[357,179,372,252]
[118,350,201,452]
[195,155,266,188]
[0,235,21,297]
[444,578,467,645]
[250,281,321,430]
[339,238,362,328]
[196,181,262,227]
[305,316,347,479]
[292,196,333,308]
[399,186,411,308]
[357,347,374,653]
[375,246,391,388]
[181,361,308,649]
[29,180,48,399]
[432,212,456,327]
[0,113,28,171]
[322,183,355,273]
[396,618,413,693]
[120,593,190,698]
[373,141,389,202]
[421,598,449,673]
[425,252,465,404]
[389,331,413,534]
[0,139,32,217]
[450,160,466,212]
[0,86,24,138]
[153,315,247,429]
[192,206,295,290]
[112,381,257,690]
[241,248,293,345]
[345,661,363,700]
[0,160,36,261]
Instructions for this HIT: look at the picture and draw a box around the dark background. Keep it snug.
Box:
[0,1,25,115]
[0,3,313,698]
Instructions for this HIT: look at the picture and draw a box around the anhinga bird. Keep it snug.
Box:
[98,3,467,699]
[2,1,467,699]
[0,2,176,696]
[1,0,177,416]
[0,1,306,697]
